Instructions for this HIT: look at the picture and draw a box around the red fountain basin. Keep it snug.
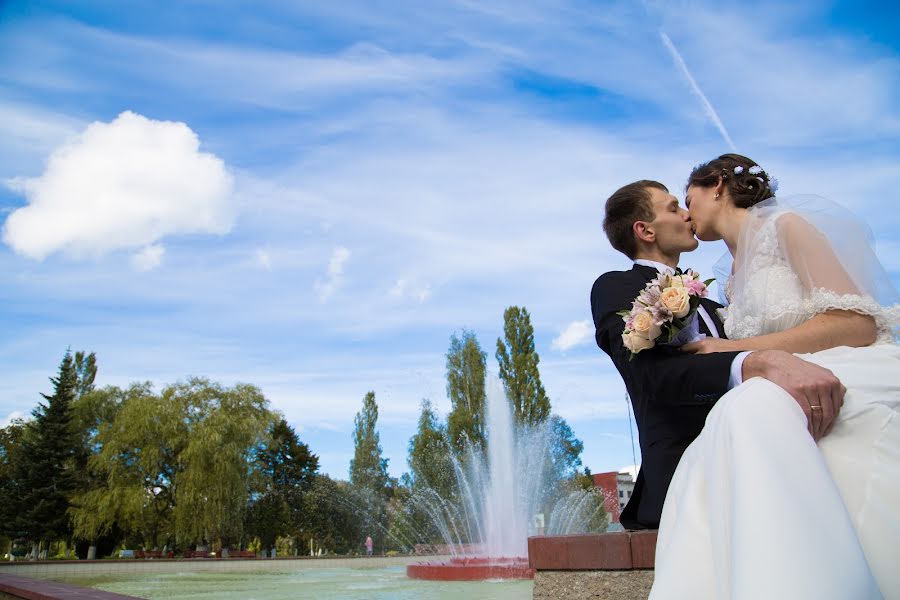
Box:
[407,556,534,581]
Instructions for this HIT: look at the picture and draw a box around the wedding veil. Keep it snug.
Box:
[724,195,900,339]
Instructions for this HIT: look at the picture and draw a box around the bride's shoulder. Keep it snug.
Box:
[764,210,824,243]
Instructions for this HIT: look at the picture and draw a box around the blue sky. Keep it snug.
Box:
[1,0,899,480]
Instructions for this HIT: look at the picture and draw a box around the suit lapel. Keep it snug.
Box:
[632,263,659,282]
[699,298,726,338]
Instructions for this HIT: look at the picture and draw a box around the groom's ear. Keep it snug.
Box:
[633,220,655,244]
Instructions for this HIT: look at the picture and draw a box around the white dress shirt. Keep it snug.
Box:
[634,259,748,388]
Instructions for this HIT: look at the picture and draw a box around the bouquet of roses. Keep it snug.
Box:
[618,269,714,357]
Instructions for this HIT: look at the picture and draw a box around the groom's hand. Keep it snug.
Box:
[742,350,845,440]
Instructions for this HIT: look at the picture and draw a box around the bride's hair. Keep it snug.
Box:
[687,153,775,209]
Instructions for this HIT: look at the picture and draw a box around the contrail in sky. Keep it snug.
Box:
[659,30,737,151]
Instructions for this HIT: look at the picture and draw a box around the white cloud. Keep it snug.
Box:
[131,244,165,271]
[3,111,235,260]
[0,410,28,429]
[619,464,639,480]
[256,248,273,271]
[314,246,351,301]
[389,278,432,303]
[551,320,594,352]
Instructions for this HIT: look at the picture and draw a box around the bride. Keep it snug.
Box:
[649,153,900,599]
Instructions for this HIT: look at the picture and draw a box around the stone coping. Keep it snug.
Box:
[528,531,657,571]
[0,554,437,581]
[0,572,142,600]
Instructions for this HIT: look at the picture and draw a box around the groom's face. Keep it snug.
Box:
[646,187,699,256]
[650,188,698,256]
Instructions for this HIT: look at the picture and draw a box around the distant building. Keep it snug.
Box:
[592,469,636,524]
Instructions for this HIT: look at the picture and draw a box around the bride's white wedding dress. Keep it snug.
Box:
[650,198,900,600]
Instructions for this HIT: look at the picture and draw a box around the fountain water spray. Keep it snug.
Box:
[407,379,607,580]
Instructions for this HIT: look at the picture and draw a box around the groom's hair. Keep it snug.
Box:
[604,180,667,259]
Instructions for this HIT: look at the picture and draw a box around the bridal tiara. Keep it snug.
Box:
[724,164,779,193]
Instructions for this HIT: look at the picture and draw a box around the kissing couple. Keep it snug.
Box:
[591,153,900,599]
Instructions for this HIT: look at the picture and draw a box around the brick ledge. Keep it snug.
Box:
[528,531,657,571]
[0,572,142,600]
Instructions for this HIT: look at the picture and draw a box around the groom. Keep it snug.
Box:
[591,180,845,529]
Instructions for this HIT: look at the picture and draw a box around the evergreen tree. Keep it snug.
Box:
[18,351,80,553]
[407,400,453,497]
[496,306,550,427]
[349,391,390,496]
[445,330,487,454]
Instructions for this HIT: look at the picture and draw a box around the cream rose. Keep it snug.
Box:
[623,330,655,353]
[660,287,690,318]
[631,309,662,340]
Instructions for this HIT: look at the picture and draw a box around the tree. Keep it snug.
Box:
[349,391,390,496]
[445,330,487,455]
[70,379,273,551]
[407,400,453,498]
[496,306,550,427]
[69,382,125,558]
[0,419,28,543]
[300,475,363,554]
[69,382,176,551]
[170,380,272,548]
[349,391,392,551]
[547,414,585,482]
[73,351,97,399]
[17,351,80,556]
[246,417,319,553]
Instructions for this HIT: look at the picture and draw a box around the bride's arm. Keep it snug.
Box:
[687,214,877,355]
[686,310,875,354]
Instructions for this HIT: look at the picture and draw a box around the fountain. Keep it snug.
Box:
[406,380,608,581]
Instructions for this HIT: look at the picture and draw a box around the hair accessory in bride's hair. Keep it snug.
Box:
[748,165,762,175]
[733,166,744,175]
[769,176,779,193]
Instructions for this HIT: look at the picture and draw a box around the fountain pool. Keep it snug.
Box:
[55,563,532,599]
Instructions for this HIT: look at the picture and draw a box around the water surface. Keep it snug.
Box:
[64,565,533,600]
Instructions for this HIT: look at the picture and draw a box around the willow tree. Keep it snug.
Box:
[70,382,177,549]
[171,380,273,548]
[496,306,550,427]
[70,378,273,550]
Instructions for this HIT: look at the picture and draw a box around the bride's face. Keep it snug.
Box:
[685,185,722,241]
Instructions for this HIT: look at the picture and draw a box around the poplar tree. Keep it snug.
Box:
[349,391,390,497]
[407,399,453,497]
[73,351,97,399]
[445,330,487,454]
[496,306,550,427]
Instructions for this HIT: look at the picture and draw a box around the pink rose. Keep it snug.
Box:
[685,278,707,297]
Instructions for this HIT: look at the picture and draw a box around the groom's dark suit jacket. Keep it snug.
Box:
[591,264,739,529]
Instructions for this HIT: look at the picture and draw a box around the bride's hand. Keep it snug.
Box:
[681,338,740,354]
